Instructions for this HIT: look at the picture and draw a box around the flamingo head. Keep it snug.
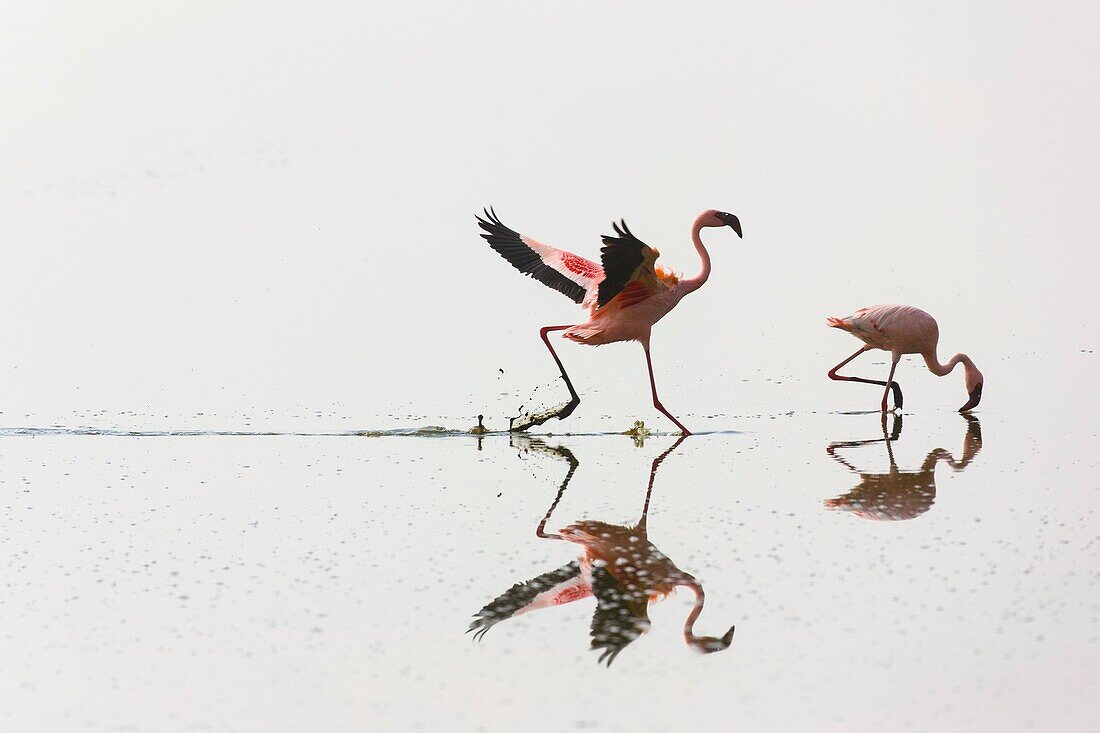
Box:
[686,625,736,654]
[701,209,743,237]
[960,369,983,412]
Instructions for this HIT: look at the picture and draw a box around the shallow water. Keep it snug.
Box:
[1,406,1096,732]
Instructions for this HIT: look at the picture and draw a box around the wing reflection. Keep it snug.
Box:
[825,413,983,520]
[469,437,735,665]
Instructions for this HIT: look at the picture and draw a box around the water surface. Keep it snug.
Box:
[1,406,1096,732]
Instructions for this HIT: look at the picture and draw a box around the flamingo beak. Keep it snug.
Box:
[717,212,742,238]
[959,383,983,412]
[688,625,736,654]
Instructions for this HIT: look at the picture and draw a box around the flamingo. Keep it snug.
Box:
[476,208,742,434]
[825,413,983,521]
[826,304,984,413]
[468,436,735,665]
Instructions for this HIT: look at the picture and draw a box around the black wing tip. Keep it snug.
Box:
[476,206,515,239]
[597,646,621,666]
[475,204,501,222]
[476,211,587,305]
[612,219,633,238]
[602,218,644,249]
[467,618,494,642]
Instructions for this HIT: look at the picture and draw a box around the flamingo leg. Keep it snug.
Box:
[506,323,580,431]
[540,324,580,412]
[883,412,899,468]
[643,343,691,436]
[827,346,904,410]
[637,436,687,533]
[826,412,903,471]
[509,325,581,432]
[880,354,901,413]
[535,444,579,540]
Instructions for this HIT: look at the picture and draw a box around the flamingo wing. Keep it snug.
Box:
[596,220,668,308]
[829,304,938,351]
[477,208,602,304]
[466,561,589,641]
[588,564,651,666]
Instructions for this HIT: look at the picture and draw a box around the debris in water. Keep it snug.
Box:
[621,420,653,446]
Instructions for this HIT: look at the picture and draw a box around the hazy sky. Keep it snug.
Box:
[2,8,1098,729]
[2,2,1097,428]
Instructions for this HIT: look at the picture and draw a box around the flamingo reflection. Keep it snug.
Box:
[468,437,735,665]
[825,413,983,521]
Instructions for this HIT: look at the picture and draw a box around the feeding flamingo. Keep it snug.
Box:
[476,208,742,434]
[826,304,984,413]
[825,413,983,521]
[468,436,735,665]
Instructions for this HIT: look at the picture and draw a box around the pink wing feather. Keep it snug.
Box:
[477,208,603,304]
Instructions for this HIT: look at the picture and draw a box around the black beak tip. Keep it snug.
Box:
[718,212,743,238]
[690,626,736,654]
[959,383,983,412]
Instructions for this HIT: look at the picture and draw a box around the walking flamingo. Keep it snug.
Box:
[476,208,742,434]
[468,436,735,665]
[826,304,984,413]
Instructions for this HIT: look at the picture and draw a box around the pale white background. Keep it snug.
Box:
[2,2,1098,431]
[2,5,1099,732]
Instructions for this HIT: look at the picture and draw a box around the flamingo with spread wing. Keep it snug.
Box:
[477,208,742,434]
[468,437,735,666]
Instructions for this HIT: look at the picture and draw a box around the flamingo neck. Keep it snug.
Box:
[679,217,712,294]
[922,351,973,378]
[920,448,952,473]
[682,582,706,642]
[922,418,983,471]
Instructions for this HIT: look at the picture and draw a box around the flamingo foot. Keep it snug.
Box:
[890,382,903,410]
[880,382,903,413]
[508,397,580,432]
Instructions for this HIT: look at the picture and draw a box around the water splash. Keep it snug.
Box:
[508,401,573,432]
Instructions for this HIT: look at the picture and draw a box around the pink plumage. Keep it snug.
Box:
[827,304,984,412]
[477,207,742,434]
[468,438,735,664]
